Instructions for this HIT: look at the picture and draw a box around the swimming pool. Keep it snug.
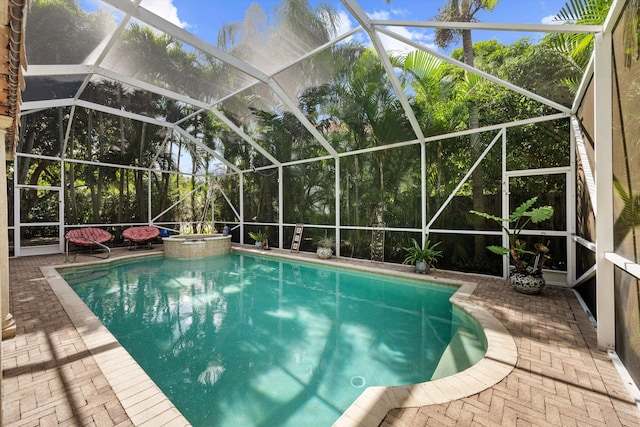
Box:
[60,252,488,426]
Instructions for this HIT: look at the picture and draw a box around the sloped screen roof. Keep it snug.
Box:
[22,0,599,172]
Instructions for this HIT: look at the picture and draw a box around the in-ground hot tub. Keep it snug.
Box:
[163,234,231,258]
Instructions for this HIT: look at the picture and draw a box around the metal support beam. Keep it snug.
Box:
[240,172,245,245]
[173,127,242,174]
[421,141,426,244]
[342,0,425,144]
[278,166,284,248]
[374,20,601,34]
[594,31,615,350]
[335,157,341,257]
[502,129,509,278]
[568,118,578,286]
[426,130,503,231]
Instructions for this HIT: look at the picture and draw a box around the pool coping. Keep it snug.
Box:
[234,247,518,427]
[41,250,191,427]
[42,247,517,427]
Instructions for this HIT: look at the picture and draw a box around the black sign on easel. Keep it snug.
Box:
[291,224,304,251]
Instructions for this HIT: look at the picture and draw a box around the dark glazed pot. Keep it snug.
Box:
[509,272,545,295]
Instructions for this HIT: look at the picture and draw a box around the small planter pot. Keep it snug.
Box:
[316,247,333,259]
[509,272,545,295]
[414,260,430,274]
[255,242,263,249]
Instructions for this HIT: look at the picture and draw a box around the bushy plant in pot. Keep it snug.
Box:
[470,196,553,294]
[248,230,268,249]
[316,233,335,259]
[402,238,442,274]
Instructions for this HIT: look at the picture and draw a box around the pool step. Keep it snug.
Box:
[431,322,487,380]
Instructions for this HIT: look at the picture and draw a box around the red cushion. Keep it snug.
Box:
[122,226,160,242]
[65,228,112,246]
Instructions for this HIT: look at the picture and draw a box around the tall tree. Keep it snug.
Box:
[433,0,499,265]
[384,0,498,263]
[216,0,341,241]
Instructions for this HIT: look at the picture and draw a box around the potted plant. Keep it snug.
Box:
[316,233,335,259]
[470,196,553,294]
[402,238,442,274]
[248,230,268,249]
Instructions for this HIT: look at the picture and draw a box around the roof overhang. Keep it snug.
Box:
[0,0,27,159]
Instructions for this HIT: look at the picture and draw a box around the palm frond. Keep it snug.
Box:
[614,179,640,227]
[455,71,483,99]
[404,50,443,79]
[556,0,612,24]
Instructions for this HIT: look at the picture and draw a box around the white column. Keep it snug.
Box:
[568,120,577,286]
[594,31,615,350]
[148,169,152,224]
[278,166,283,248]
[0,117,16,339]
[421,141,426,244]
[502,128,509,278]
[335,157,341,257]
[239,172,244,244]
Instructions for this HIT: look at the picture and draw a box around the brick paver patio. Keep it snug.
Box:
[3,248,639,426]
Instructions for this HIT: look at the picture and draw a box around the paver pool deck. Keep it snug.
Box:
[3,246,639,426]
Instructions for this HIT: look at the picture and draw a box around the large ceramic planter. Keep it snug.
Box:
[317,247,333,259]
[414,260,430,274]
[509,272,545,295]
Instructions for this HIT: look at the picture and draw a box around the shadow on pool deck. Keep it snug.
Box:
[3,246,640,426]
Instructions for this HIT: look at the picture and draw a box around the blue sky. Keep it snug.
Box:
[131,0,571,52]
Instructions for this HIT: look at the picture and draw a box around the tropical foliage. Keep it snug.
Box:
[470,197,554,274]
[402,238,443,266]
[543,0,613,91]
[14,0,581,273]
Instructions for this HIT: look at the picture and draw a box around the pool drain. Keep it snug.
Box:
[350,376,366,388]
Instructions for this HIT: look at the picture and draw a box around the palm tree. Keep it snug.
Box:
[214,0,343,240]
[543,0,613,91]
[384,1,498,263]
[433,1,499,264]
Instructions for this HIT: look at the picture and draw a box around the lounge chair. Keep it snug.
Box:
[65,227,112,261]
[122,226,160,250]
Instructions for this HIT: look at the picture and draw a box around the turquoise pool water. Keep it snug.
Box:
[61,253,487,427]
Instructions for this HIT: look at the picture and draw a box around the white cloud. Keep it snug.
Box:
[379,26,437,54]
[141,0,188,29]
[335,5,437,54]
[367,7,438,54]
[542,14,565,25]
[369,10,391,21]
[335,10,355,36]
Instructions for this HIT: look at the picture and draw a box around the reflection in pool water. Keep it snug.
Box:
[61,253,487,427]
